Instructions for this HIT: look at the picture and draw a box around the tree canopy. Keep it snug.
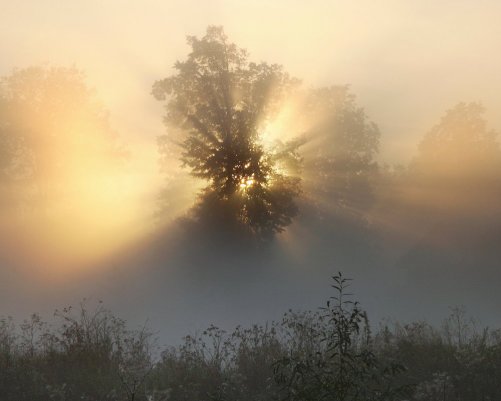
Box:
[413,102,501,182]
[303,86,380,214]
[152,26,302,237]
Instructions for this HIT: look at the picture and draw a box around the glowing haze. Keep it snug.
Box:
[1,0,501,337]
[2,0,501,162]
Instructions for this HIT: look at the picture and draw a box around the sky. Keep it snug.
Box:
[1,0,501,342]
[2,0,501,164]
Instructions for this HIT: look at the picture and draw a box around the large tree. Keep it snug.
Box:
[152,26,301,237]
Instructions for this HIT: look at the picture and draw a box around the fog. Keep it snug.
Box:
[1,1,501,345]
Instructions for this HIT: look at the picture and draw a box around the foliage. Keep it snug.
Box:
[273,273,406,401]
[153,26,302,237]
[0,301,154,401]
[297,86,380,222]
[3,278,501,400]
[412,102,501,183]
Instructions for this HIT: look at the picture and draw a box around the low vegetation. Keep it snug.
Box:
[1,274,500,401]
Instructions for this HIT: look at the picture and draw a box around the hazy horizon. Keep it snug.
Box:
[1,1,501,346]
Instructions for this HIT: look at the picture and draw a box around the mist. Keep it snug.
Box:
[1,0,501,353]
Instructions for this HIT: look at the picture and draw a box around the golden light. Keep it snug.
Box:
[0,127,163,282]
[239,175,255,191]
[259,97,306,149]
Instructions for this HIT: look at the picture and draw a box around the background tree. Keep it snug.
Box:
[302,86,380,217]
[152,26,302,238]
[412,102,501,183]
[407,100,501,219]
[0,66,126,212]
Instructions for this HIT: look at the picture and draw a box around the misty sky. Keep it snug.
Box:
[2,1,501,343]
[2,0,501,164]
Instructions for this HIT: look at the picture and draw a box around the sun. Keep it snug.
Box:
[239,175,255,191]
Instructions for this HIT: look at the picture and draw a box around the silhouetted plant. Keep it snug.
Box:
[273,273,407,401]
[3,282,501,400]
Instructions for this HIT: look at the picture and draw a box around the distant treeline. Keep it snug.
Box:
[2,27,501,243]
[1,273,500,401]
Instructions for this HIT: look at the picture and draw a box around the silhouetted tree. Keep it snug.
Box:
[152,26,302,237]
